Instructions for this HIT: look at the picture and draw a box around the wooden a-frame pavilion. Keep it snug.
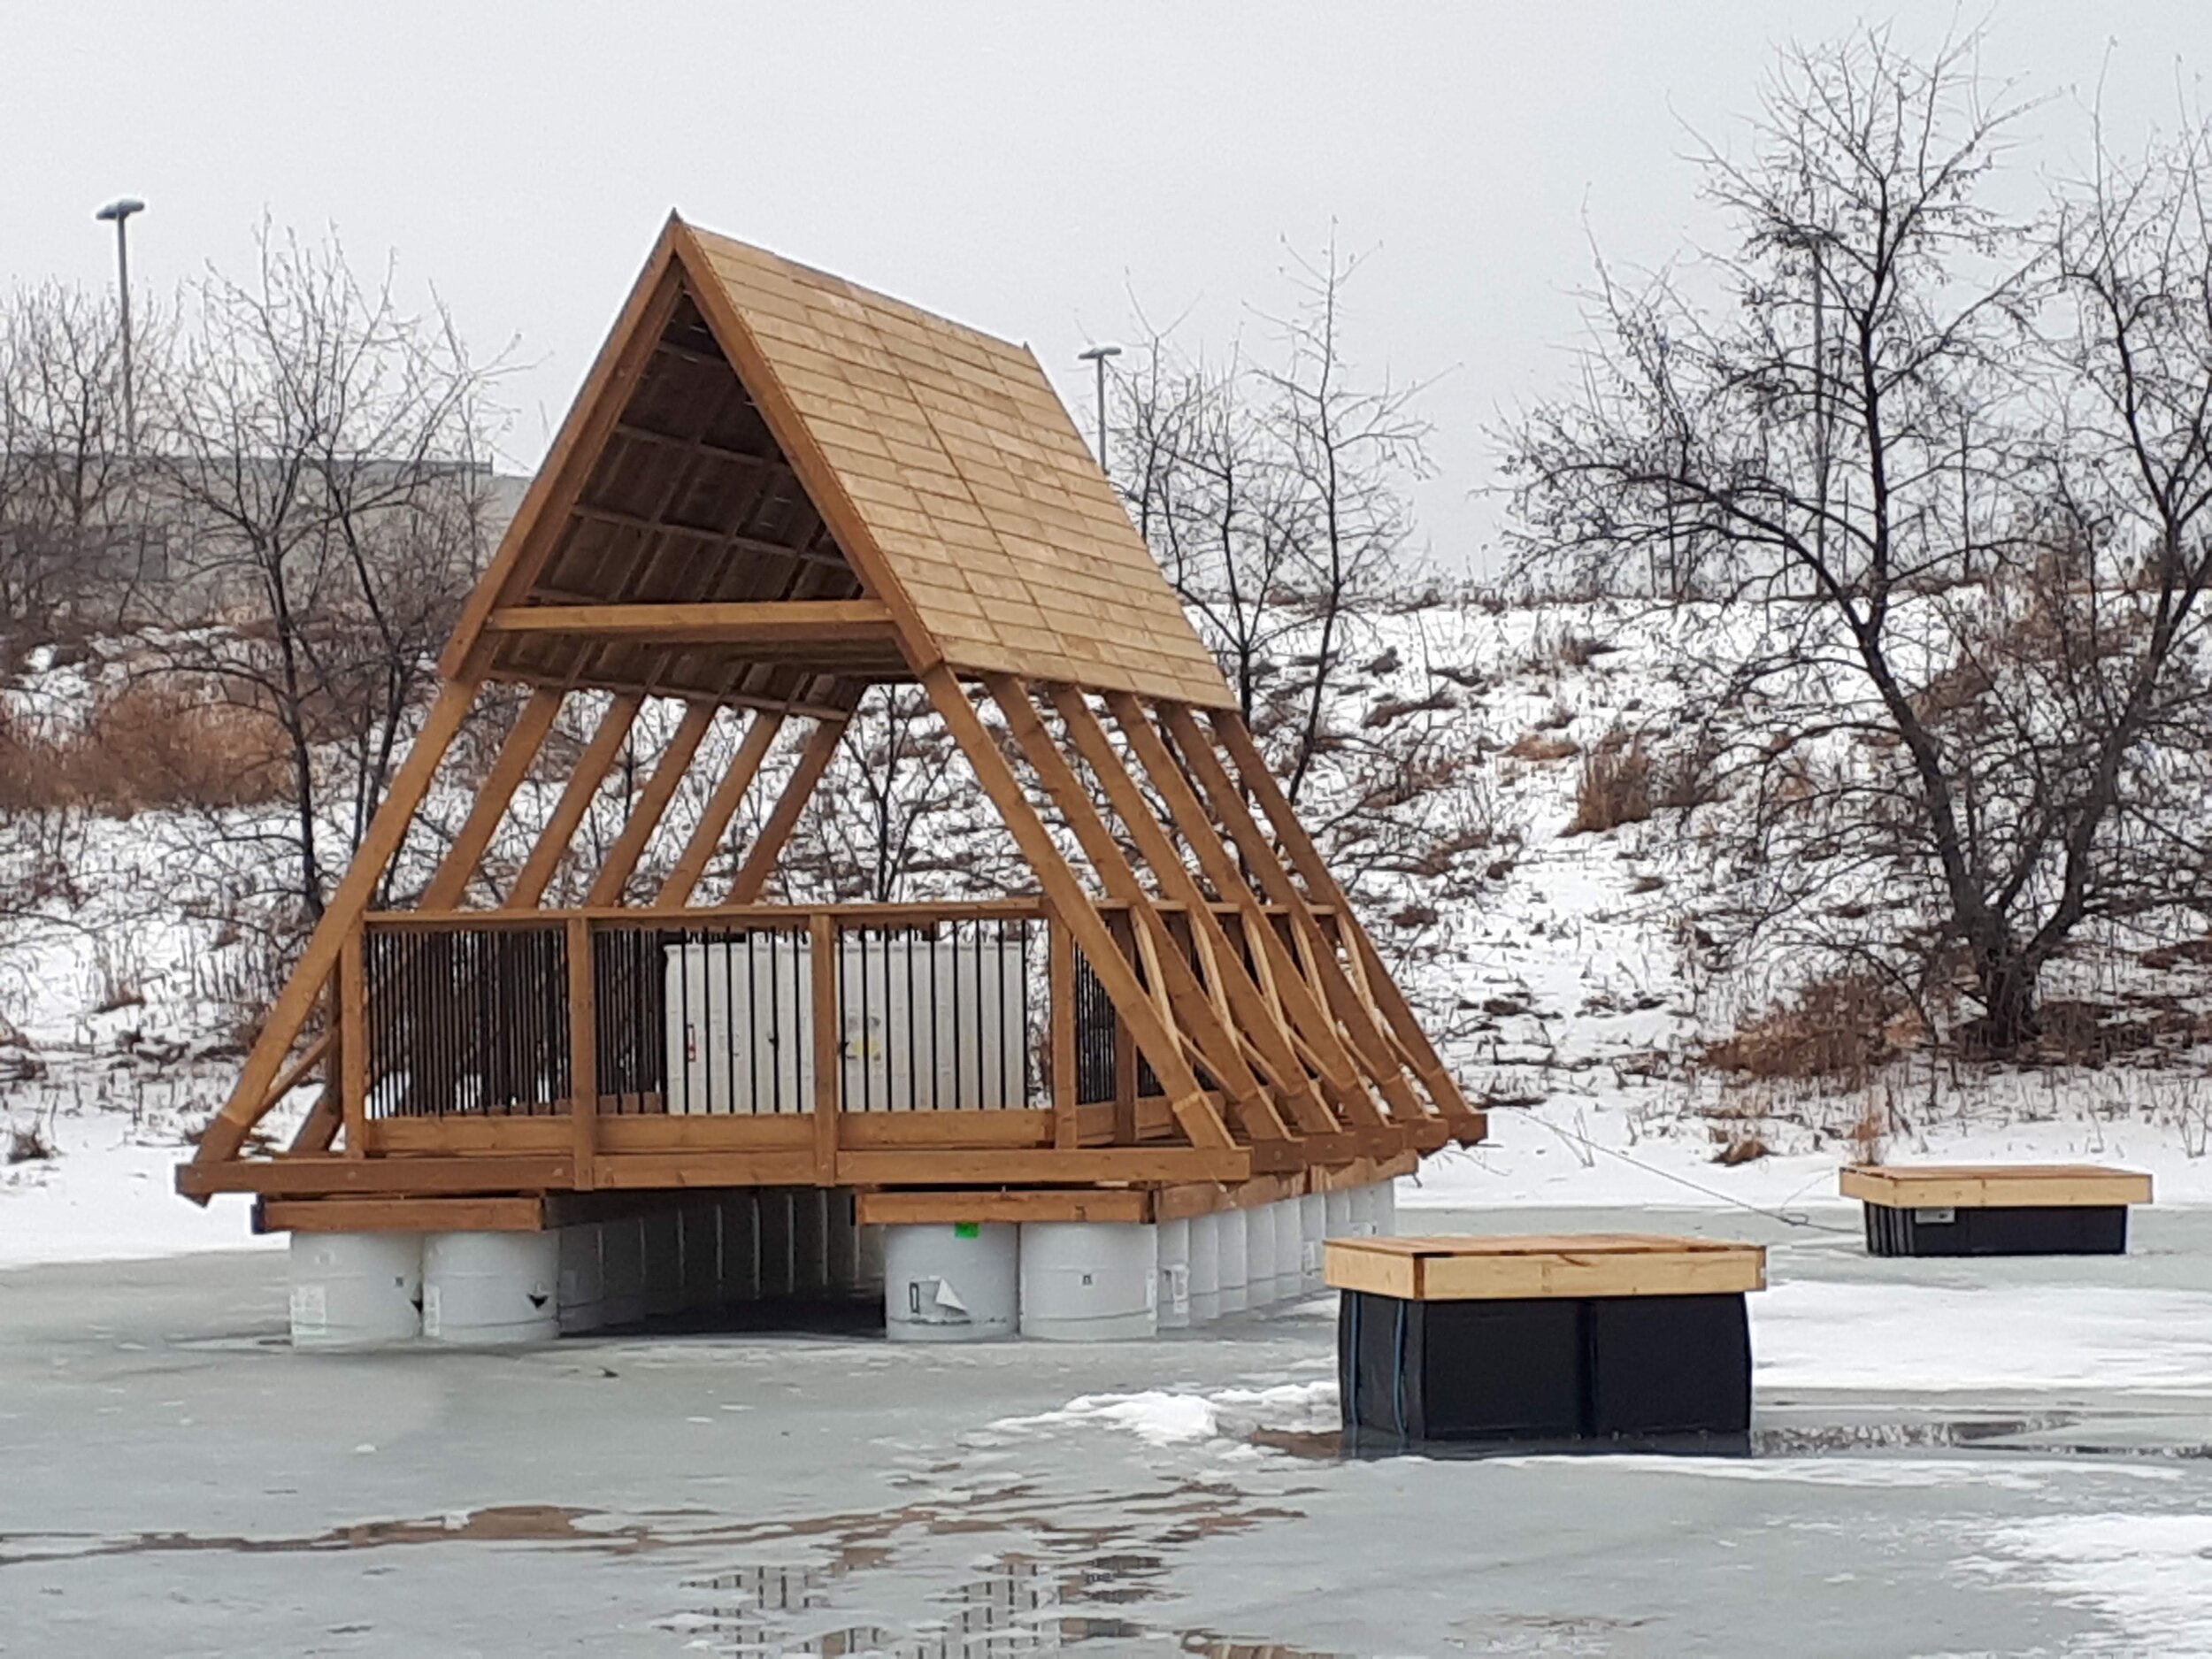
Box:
[179,216,1483,1238]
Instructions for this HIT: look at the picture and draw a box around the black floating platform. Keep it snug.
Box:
[1326,1234,1766,1451]
[1841,1165,2149,1258]
[1861,1202,2128,1257]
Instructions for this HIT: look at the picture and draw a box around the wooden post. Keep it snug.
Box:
[1049,918,1079,1151]
[338,928,368,1159]
[567,916,598,1189]
[809,911,841,1182]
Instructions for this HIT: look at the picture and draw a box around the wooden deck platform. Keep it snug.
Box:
[1325,1233,1768,1302]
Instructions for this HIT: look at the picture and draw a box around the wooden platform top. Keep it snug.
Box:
[1839,1164,2153,1210]
[1325,1233,1766,1302]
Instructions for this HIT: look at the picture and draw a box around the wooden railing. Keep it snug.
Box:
[339,899,1318,1178]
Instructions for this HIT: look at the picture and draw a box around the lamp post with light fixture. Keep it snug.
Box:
[1078,342,1121,472]
[95,196,146,449]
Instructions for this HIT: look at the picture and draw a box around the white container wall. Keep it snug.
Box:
[663,936,1026,1115]
[1155,1217,1193,1331]
[1324,1188,1356,1240]
[423,1231,559,1346]
[599,1217,646,1326]
[557,1223,604,1334]
[1018,1222,1157,1341]
[289,1232,422,1350]
[1346,1185,1381,1239]
[1271,1200,1303,1301]
[1187,1211,1223,1325]
[1217,1207,1250,1316]
[641,1210,684,1317]
[1298,1194,1329,1294]
[1244,1204,1279,1307]
[884,1223,1018,1342]
[717,1193,760,1302]
[1373,1179,1399,1238]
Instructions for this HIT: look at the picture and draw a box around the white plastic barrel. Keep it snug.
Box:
[884,1222,1018,1342]
[856,1223,887,1297]
[557,1223,604,1333]
[1324,1187,1356,1240]
[1298,1194,1329,1294]
[1187,1211,1223,1325]
[423,1231,559,1346]
[1019,1222,1156,1341]
[1156,1217,1193,1331]
[288,1232,422,1350]
[641,1210,684,1318]
[1271,1200,1303,1301]
[718,1193,760,1302]
[599,1216,646,1326]
[680,1202,720,1310]
[1217,1206,1250,1315]
[757,1190,795,1298]
[1245,1204,1279,1307]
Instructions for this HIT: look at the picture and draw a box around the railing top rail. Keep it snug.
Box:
[365,897,1053,931]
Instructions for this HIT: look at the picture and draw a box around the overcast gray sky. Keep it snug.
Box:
[7,2,2208,570]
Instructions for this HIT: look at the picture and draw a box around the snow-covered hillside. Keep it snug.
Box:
[9,590,2212,1266]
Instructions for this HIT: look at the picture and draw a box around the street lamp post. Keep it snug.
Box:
[1077,343,1121,472]
[95,196,146,449]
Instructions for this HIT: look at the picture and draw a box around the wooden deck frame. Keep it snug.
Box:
[183,216,1470,1224]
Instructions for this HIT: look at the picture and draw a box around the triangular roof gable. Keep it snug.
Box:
[451,215,1233,711]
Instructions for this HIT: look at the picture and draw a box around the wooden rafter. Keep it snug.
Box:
[421,687,565,910]
[657,709,784,905]
[986,675,1290,1144]
[583,700,718,905]
[724,712,849,904]
[508,692,645,908]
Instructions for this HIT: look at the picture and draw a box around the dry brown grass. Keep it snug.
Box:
[1506,731,1580,763]
[0,685,292,816]
[1700,971,1924,1084]
[1565,733,1653,834]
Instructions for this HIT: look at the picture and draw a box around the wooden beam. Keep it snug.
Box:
[421,688,565,910]
[338,929,368,1157]
[1155,702,1432,1125]
[507,692,643,908]
[725,713,848,902]
[657,710,785,905]
[1104,692,1390,1130]
[836,1147,1250,1186]
[856,1188,1152,1226]
[192,678,481,1170]
[1209,708,1479,1125]
[918,664,1233,1153]
[177,1153,573,1199]
[482,600,898,649]
[1047,687,1342,1138]
[584,700,717,904]
[257,1195,549,1234]
[985,676,1288,1142]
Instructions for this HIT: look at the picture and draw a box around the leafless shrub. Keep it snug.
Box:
[1565,734,1653,834]
[1700,971,1924,1084]
[1506,732,1579,763]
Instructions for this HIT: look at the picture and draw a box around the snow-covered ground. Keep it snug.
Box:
[8,592,2212,1266]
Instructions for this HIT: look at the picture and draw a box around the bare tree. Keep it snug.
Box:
[0,282,165,641]
[1111,243,1432,804]
[150,226,507,925]
[1505,28,2212,1052]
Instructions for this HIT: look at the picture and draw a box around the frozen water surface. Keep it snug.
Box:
[4,1207,2212,1655]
